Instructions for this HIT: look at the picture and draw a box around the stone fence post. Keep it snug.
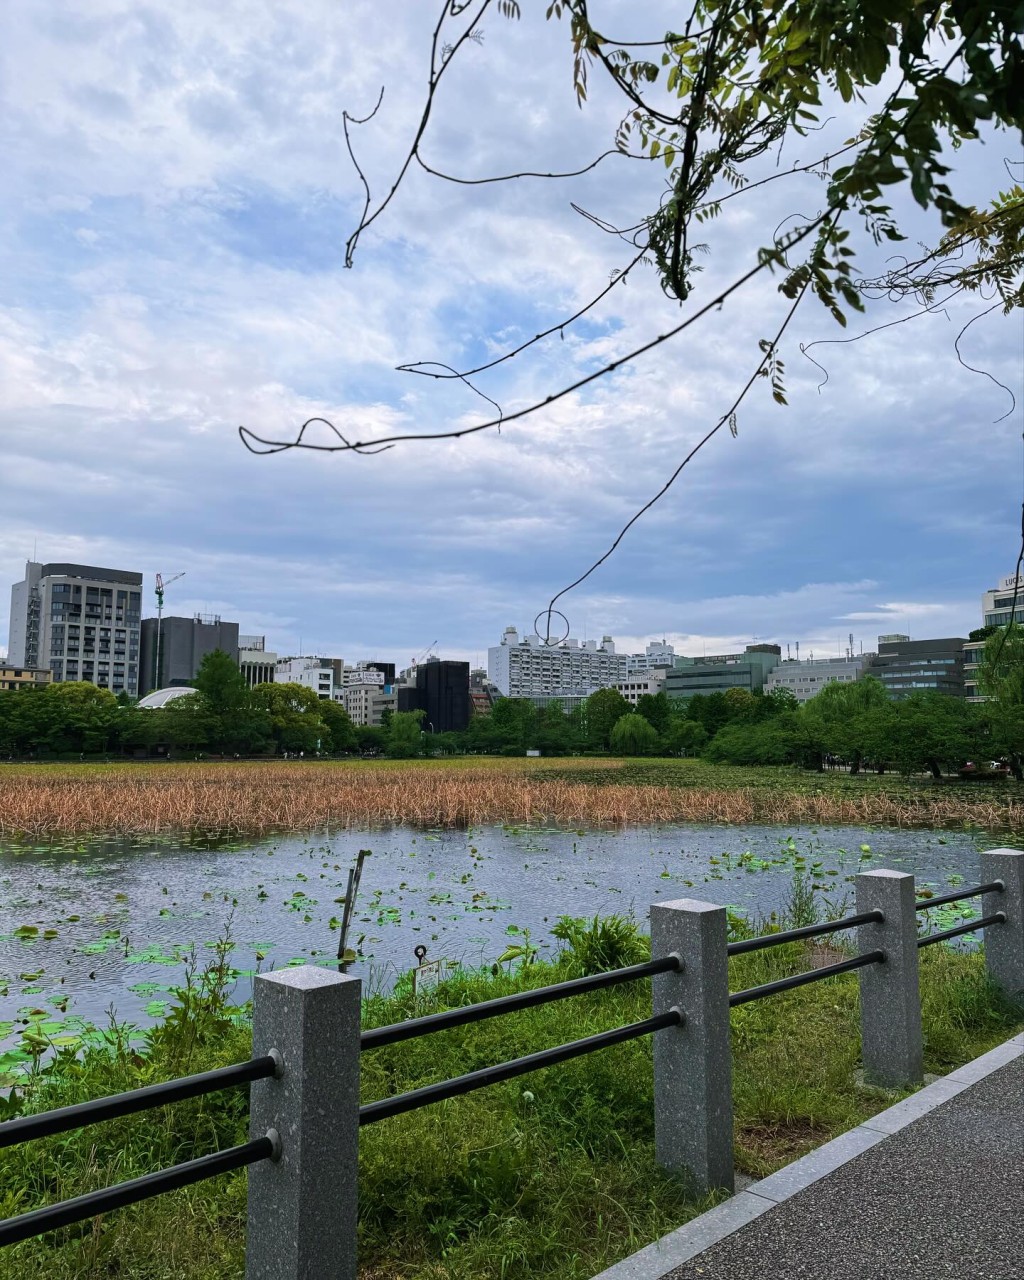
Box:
[651,898,733,1194]
[247,966,362,1280]
[980,849,1024,1007]
[855,870,923,1088]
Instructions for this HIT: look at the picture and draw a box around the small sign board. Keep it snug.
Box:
[412,959,444,998]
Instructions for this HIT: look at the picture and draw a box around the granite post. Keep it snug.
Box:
[247,966,361,1280]
[651,898,733,1194]
[856,870,923,1088]
[980,848,1024,1007]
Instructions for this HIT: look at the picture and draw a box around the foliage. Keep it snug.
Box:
[1,909,1018,1278]
[385,708,427,758]
[585,687,631,750]
[609,711,661,756]
[551,913,650,975]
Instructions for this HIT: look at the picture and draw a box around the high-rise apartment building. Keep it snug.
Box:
[8,561,143,696]
[488,627,628,698]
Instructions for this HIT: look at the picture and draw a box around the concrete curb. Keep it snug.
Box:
[591,1032,1024,1280]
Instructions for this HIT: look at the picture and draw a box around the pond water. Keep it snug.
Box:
[0,822,1005,1075]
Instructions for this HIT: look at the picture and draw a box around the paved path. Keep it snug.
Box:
[595,1033,1024,1280]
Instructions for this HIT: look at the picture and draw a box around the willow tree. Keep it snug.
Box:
[241,1,1023,622]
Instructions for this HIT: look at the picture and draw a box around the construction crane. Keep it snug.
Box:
[409,639,438,668]
[153,572,185,690]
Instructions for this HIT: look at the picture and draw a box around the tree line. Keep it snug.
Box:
[3,632,1022,778]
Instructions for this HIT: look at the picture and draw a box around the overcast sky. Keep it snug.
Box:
[2,1,1021,670]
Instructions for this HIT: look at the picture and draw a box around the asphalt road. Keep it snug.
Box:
[663,1056,1024,1280]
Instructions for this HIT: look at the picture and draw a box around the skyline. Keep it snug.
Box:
[2,2,1021,670]
[1,553,1008,674]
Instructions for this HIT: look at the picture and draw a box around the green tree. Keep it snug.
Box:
[977,628,1024,778]
[489,697,538,753]
[635,691,671,735]
[193,649,248,716]
[252,682,323,755]
[884,692,982,778]
[609,712,660,756]
[319,700,357,755]
[803,676,889,773]
[385,709,426,758]
[585,688,630,751]
[663,718,708,757]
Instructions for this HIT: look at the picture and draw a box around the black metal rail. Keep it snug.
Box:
[362,956,681,1050]
[918,912,1005,950]
[0,1134,275,1248]
[729,950,885,1007]
[360,1009,682,1125]
[0,1054,279,1151]
[914,881,1003,912]
[727,909,883,957]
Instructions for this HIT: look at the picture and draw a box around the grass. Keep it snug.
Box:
[2,756,1024,839]
[1,914,1020,1280]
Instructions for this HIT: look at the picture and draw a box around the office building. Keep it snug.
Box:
[339,682,397,727]
[275,656,335,699]
[867,635,967,699]
[0,664,52,692]
[488,626,628,698]
[663,644,781,701]
[626,640,678,674]
[399,659,471,733]
[139,614,240,695]
[8,561,143,696]
[765,654,872,703]
[613,672,668,705]
[470,668,497,716]
[238,636,279,688]
[981,571,1024,630]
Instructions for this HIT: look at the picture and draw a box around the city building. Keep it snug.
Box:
[399,658,471,733]
[613,672,668,705]
[0,664,52,692]
[470,668,497,716]
[866,635,967,699]
[488,627,628,698]
[339,662,385,688]
[275,656,335,699]
[626,640,678,675]
[238,635,279,688]
[765,654,872,703]
[8,561,143,696]
[981,571,1024,630]
[662,644,782,701]
[139,614,240,695]
[339,681,397,727]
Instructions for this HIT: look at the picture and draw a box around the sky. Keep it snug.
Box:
[1,1,1022,671]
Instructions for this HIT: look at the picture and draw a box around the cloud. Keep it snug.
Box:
[0,1,1020,665]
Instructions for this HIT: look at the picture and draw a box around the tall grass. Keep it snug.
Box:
[1,913,1020,1280]
[2,758,1022,838]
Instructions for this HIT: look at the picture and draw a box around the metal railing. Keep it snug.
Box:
[0,848,1021,1280]
[0,1056,281,1249]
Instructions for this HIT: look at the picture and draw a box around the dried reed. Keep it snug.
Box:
[1,760,1021,838]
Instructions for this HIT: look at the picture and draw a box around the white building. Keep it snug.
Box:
[764,655,870,703]
[963,570,1024,701]
[337,681,396,727]
[275,656,335,700]
[238,635,278,687]
[339,662,385,688]
[488,626,629,698]
[8,560,143,696]
[626,640,677,674]
[614,672,668,705]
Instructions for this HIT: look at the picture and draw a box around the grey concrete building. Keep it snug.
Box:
[139,613,240,694]
[663,644,782,702]
[866,635,967,699]
[8,560,143,696]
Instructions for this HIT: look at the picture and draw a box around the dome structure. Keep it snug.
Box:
[137,686,196,709]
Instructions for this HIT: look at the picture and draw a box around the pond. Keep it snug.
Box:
[0,822,1007,1077]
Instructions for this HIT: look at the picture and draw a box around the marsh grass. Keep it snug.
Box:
[3,757,1023,838]
[1,914,1020,1280]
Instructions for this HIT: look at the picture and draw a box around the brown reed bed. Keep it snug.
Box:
[1,760,1022,839]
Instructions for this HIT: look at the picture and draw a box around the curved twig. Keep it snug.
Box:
[953,304,1017,422]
